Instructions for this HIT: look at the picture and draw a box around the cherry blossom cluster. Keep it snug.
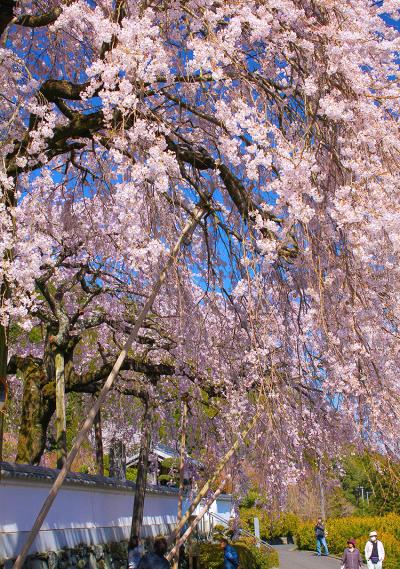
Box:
[1,0,399,497]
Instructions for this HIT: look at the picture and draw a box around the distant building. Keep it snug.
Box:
[126,442,203,486]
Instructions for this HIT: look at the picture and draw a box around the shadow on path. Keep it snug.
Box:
[273,544,342,569]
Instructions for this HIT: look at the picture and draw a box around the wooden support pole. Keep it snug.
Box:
[12,200,210,569]
[166,478,228,562]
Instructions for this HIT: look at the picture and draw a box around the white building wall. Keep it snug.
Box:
[0,471,233,560]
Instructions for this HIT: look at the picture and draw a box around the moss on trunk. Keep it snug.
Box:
[16,358,55,465]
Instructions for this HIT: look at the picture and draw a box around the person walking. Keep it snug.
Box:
[219,538,239,569]
[314,517,329,556]
[365,531,385,569]
[341,539,363,569]
[138,537,171,569]
[127,537,144,569]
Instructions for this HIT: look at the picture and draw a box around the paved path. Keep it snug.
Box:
[273,545,342,569]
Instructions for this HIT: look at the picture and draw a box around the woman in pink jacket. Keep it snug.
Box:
[341,539,363,569]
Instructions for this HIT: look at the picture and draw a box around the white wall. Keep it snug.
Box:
[0,475,233,560]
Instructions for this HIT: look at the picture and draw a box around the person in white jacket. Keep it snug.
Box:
[365,531,385,569]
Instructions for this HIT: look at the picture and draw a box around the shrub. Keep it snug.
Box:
[240,508,300,541]
[296,514,400,569]
[199,541,279,569]
[212,524,229,540]
[125,467,137,482]
[158,474,173,485]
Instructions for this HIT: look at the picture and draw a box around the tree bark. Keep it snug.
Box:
[172,398,188,569]
[0,0,15,37]
[93,406,104,476]
[0,411,4,478]
[16,360,55,465]
[55,350,67,469]
[0,321,8,466]
[317,455,326,520]
[129,397,153,546]
[109,438,126,480]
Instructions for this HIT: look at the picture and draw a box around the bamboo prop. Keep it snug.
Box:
[166,478,228,562]
[172,397,188,569]
[12,200,209,569]
[168,410,259,545]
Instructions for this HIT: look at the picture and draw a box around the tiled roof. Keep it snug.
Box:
[126,443,203,468]
[0,461,179,494]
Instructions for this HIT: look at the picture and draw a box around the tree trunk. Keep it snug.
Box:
[0,323,7,466]
[317,456,326,519]
[0,278,11,466]
[109,438,126,480]
[93,406,104,476]
[0,0,16,37]
[129,398,153,546]
[16,360,55,465]
[0,409,4,482]
[0,166,17,466]
[55,350,66,469]
[172,398,188,569]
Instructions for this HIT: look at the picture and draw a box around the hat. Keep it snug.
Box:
[347,539,356,547]
[369,531,378,537]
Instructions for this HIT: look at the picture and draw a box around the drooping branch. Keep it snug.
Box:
[168,410,259,545]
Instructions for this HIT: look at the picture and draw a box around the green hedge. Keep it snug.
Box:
[199,541,279,569]
[240,508,300,540]
[296,513,400,569]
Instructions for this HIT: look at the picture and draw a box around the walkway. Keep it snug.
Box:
[273,544,342,569]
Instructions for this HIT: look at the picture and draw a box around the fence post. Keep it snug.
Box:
[254,517,261,548]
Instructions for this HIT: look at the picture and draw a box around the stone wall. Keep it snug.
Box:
[1,541,130,569]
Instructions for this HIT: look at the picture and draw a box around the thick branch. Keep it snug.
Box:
[13,8,63,29]
[40,80,89,102]
[66,357,175,394]
[0,0,15,37]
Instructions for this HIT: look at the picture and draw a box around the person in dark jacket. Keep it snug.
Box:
[314,517,329,556]
[341,539,363,569]
[127,537,144,569]
[220,538,239,569]
[138,537,170,569]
